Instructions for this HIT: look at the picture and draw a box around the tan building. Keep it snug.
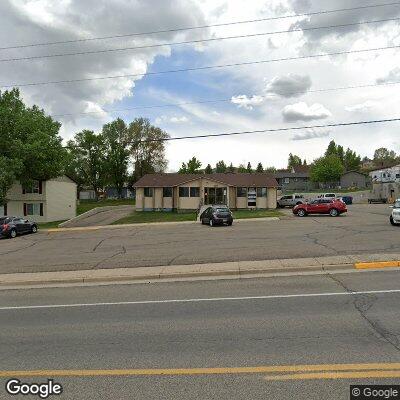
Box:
[0,176,77,222]
[134,173,278,211]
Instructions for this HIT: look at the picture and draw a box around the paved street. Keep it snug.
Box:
[1,269,400,399]
[0,204,397,274]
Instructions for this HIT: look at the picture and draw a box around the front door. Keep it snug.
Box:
[204,187,227,205]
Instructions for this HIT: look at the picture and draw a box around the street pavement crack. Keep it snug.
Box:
[326,273,400,353]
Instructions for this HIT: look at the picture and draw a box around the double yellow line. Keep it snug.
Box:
[1,363,400,381]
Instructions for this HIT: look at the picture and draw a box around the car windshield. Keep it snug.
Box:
[394,201,400,208]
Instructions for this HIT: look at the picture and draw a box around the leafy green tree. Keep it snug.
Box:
[0,89,66,205]
[237,164,247,173]
[343,148,361,171]
[227,162,235,173]
[373,147,397,166]
[128,117,169,181]
[204,164,213,174]
[67,130,106,199]
[310,155,344,184]
[102,118,130,198]
[179,156,202,174]
[246,162,253,173]
[325,140,338,157]
[265,166,277,173]
[288,153,302,169]
[256,162,264,172]
[215,160,227,173]
[337,145,344,164]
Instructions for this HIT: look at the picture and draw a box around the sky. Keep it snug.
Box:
[1,0,400,171]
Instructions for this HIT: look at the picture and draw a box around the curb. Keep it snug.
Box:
[355,261,400,269]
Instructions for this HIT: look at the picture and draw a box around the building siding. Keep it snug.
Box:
[46,177,77,222]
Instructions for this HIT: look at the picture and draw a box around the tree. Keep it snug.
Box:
[179,156,202,174]
[215,160,227,173]
[265,166,277,173]
[256,162,263,172]
[128,117,169,182]
[227,162,235,173]
[325,140,338,157]
[373,147,397,166]
[0,89,66,206]
[343,148,361,171]
[246,162,253,173]
[237,164,247,172]
[67,130,106,199]
[310,155,344,184]
[102,118,130,198]
[204,164,213,174]
[288,153,302,169]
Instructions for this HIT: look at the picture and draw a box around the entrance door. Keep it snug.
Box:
[204,187,227,205]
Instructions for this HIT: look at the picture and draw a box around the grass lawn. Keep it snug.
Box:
[113,209,283,225]
[38,220,67,229]
[77,199,135,215]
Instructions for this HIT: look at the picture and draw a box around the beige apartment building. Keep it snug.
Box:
[0,176,77,223]
[134,173,278,211]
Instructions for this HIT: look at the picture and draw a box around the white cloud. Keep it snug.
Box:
[155,115,189,124]
[345,100,378,113]
[231,95,264,110]
[376,67,400,84]
[282,102,332,122]
[265,74,312,98]
[291,128,330,141]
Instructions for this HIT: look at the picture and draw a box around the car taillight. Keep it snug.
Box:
[2,224,9,230]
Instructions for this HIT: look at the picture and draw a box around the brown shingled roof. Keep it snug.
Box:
[134,173,278,188]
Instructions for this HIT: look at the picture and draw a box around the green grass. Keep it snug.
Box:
[77,199,135,215]
[38,220,67,229]
[113,209,283,225]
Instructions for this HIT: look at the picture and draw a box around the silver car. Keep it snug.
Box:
[390,200,400,226]
[277,194,306,208]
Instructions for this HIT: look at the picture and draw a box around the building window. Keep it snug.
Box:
[179,187,190,197]
[256,187,267,197]
[26,203,40,215]
[190,187,200,197]
[23,180,40,194]
[144,187,153,197]
[237,187,247,197]
[284,178,290,184]
[163,187,172,197]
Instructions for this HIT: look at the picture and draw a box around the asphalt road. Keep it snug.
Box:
[0,270,400,399]
[0,204,397,274]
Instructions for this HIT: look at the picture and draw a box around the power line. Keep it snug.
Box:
[138,118,400,143]
[1,1,398,50]
[2,45,399,89]
[51,81,400,118]
[0,17,398,63]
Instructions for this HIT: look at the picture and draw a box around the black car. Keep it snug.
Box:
[0,216,38,238]
[200,205,233,226]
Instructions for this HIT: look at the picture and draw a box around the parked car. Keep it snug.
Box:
[368,197,388,204]
[338,195,353,205]
[200,205,233,226]
[390,199,400,226]
[318,193,336,199]
[0,216,38,238]
[293,199,347,217]
[277,194,305,208]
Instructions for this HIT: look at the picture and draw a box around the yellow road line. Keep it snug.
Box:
[265,370,400,381]
[1,363,400,378]
[355,261,400,269]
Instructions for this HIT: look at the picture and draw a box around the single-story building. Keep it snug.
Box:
[0,176,77,222]
[274,165,317,192]
[105,186,135,199]
[340,171,369,189]
[133,173,278,211]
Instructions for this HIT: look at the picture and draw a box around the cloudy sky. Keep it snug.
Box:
[1,0,400,171]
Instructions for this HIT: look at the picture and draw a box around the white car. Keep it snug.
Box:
[390,199,400,226]
[318,193,336,199]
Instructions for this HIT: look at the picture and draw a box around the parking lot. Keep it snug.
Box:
[0,204,397,274]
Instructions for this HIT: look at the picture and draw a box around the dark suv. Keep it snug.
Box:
[200,205,233,226]
[0,216,38,238]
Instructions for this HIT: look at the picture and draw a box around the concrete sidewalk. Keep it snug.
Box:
[1,252,400,290]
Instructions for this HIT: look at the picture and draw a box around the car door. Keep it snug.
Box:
[307,200,320,213]
[202,208,211,223]
[13,218,25,233]
[319,199,331,214]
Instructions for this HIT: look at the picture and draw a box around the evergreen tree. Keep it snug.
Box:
[246,162,253,173]
[204,164,213,174]
[256,162,263,172]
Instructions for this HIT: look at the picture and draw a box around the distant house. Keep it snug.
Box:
[105,186,135,199]
[0,176,77,222]
[133,173,278,211]
[369,165,400,183]
[79,188,96,200]
[340,171,369,189]
[274,165,317,192]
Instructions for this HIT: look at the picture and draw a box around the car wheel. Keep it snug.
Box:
[297,209,306,217]
[31,225,38,233]
[227,221,232,226]
[390,216,398,226]
[209,219,214,227]
[329,208,339,217]
[9,229,17,239]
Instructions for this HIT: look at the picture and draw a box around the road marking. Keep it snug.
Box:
[1,288,400,311]
[1,363,400,378]
[265,370,400,381]
[355,261,400,269]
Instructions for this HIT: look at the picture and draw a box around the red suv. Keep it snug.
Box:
[293,199,347,217]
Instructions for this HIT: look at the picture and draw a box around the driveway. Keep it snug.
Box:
[0,204,396,274]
